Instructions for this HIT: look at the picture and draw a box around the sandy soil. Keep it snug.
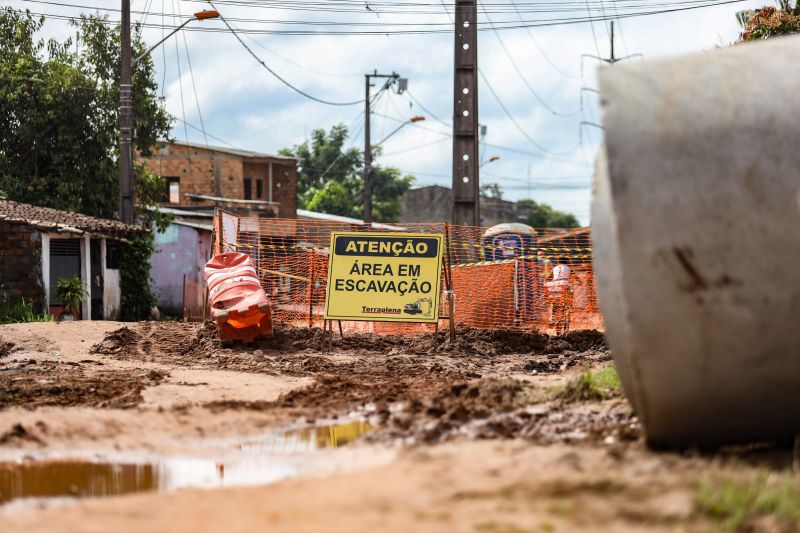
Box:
[0,321,795,532]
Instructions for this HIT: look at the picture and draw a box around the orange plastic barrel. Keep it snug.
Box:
[204,252,272,343]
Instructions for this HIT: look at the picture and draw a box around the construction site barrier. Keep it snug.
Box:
[211,211,603,335]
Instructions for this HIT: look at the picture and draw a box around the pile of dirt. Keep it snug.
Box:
[91,327,139,356]
[0,359,167,410]
[91,321,609,376]
[373,376,640,446]
[0,422,45,445]
[0,336,13,358]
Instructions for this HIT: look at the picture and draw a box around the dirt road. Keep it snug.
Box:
[0,321,795,532]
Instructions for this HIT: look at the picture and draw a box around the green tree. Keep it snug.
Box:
[480,182,504,200]
[280,124,414,222]
[0,8,172,319]
[517,199,581,228]
[0,9,171,221]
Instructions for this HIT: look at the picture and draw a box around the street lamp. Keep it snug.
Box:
[480,155,500,168]
[375,116,426,146]
[133,10,220,66]
[119,7,221,224]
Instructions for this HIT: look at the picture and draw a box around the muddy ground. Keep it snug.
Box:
[0,321,796,532]
[89,321,620,444]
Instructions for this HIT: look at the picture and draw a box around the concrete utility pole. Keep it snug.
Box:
[363,71,406,224]
[451,0,479,227]
[119,0,134,224]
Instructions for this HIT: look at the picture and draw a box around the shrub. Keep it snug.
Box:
[0,298,53,323]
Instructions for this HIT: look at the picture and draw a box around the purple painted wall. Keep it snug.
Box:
[151,223,211,316]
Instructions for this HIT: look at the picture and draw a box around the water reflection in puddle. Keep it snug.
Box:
[239,420,372,454]
[0,420,373,507]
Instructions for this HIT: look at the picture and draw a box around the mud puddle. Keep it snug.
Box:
[0,420,374,507]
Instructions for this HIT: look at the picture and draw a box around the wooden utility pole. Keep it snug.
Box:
[451,0,479,227]
[120,0,134,224]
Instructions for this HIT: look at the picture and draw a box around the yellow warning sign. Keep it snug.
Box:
[324,232,444,323]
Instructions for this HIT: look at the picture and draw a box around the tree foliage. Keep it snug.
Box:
[517,199,581,228]
[280,124,414,222]
[0,8,171,221]
[0,8,172,320]
[480,182,504,200]
[738,3,800,42]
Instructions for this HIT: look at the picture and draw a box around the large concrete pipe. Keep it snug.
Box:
[592,36,800,448]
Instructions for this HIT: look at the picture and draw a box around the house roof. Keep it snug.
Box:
[167,140,296,162]
[0,199,145,238]
[296,209,406,231]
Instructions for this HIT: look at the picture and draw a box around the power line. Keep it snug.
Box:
[204,0,364,106]
[585,0,603,55]
[177,0,210,150]
[381,136,450,157]
[173,116,243,148]
[406,90,451,128]
[372,111,593,168]
[482,5,579,117]
[508,0,580,79]
[479,69,579,157]
[172,0,190,151]
[19,0,752,35]
[242,33,363,78]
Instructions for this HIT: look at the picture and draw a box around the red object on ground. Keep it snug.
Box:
[204,252,273,343]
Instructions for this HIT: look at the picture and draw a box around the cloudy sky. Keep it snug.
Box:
[7,0,769,224]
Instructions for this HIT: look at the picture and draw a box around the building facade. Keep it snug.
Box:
[399,185,535,227]
[0,200,144,320]
[138,141,298,218]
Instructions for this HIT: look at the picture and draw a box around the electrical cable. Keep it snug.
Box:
[508,0,580,79]
[584,0,603,56]
[176,0,210,152]
[204,0,364,106]
[20,0,752,35]
[405,89,451,128]
[381,136,450,157]
[479,70,579,157]
[173,116,244,148]
[242,33,363,78]
[373,110,592,168]
[170,0,190,149]
[482,5,579,116]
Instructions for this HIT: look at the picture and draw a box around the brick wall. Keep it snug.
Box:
[271,161,298,218]
[139,144,217,201]
[138,144,296,217]
[0,222,44,310]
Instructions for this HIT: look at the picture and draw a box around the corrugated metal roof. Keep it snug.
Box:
[296,209,406,231]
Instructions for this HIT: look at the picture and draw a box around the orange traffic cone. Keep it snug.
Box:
[205,252,273,344]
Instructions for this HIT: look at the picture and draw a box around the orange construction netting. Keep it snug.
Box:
[212,211,602,335]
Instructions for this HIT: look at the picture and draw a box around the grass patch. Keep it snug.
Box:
[0,298,53,324]
[557,365,621,403]
[695,471,800,531]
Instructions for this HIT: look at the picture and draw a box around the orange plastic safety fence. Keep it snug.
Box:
[211,211,603,335]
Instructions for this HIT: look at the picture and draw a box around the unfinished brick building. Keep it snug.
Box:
[138,141,298,218]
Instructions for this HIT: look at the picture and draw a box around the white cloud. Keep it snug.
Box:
[7,0,767,224]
